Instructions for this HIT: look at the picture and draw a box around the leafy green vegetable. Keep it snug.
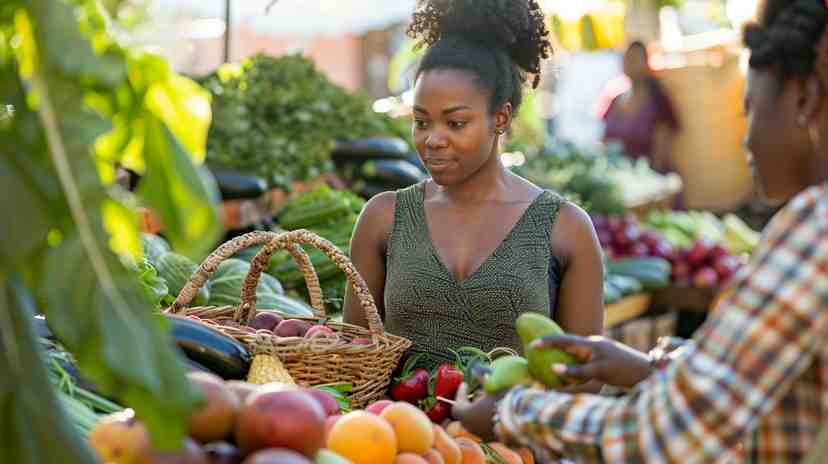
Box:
[202,54,399,188]
[1,0,220,459]
[126,257,169,309]
[513,142,628,215]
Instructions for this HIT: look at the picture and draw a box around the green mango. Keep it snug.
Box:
[516,312,566,345]
[516,312,579,388]
[484,356,533,395]
[316,449,352,464]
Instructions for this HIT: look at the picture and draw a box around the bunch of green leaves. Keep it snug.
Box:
[1,0,220,461]
[513,142,628,215]
[202,54,399,188]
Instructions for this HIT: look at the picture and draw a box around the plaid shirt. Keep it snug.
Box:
[497,183,828,463]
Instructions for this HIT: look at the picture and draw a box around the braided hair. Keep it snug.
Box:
[407,0,554,115]
[744,0,828,84]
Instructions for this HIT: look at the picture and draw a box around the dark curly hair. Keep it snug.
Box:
[407,0,553,115]
[744,0,828,83]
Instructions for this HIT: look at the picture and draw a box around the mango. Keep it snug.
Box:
[516,312,565,345]
[483,356,532,394]
[516,313,579,388]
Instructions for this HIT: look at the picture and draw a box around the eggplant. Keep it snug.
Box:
[361,159,427,188]
[166,314,251,380]
[331,137,410,160]
[209,168,268,201]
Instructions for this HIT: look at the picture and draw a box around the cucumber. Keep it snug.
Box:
[606,257,671,290]
[606,274,643,297]
[603,280,622,305]
[166,314,251,380]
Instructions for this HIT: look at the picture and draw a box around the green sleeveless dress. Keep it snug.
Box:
[384,182,564,367]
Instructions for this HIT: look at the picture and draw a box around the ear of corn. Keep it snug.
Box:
[247,354,295,385]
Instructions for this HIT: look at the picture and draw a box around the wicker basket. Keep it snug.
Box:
[166,230,412,408]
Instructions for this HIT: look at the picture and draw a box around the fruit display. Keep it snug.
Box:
[670,239,743,289]
[592,213,675,260]
[87,371,535,464]
[592,212,745,292]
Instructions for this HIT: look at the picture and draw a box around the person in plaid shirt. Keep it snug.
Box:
[452,0,828,462]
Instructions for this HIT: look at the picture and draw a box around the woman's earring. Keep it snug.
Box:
[496,129,505,135]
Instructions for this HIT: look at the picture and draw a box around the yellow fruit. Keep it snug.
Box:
[327,411,397,464]
[380,402,435,454]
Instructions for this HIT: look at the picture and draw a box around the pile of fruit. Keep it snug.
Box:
[87,371,535,464]
[390,312,583,426]
[592,212,746,291]
[220,312,372,348]
[669,239,743,289]
[592,214,675,260]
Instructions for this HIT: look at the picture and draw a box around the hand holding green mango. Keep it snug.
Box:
[482,355,533,394]
[517,312,579,389]
[480,312,581,394]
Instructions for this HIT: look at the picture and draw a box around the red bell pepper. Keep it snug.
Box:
[433,362,465,399]
[390,354,430,403]
[425,400,452,423]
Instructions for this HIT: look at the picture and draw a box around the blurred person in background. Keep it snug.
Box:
[453,0,828,461]
[600,41,681,174]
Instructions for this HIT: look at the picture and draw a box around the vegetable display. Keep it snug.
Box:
[202,54,400,188]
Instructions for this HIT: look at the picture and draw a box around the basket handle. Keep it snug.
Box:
[236,231,326,322]
[239,229,385,337]
[167,231,319,313]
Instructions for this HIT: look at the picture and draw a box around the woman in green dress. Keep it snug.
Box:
[343,0,604,380]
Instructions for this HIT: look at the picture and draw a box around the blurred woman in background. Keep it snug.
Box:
[601,41,680,174]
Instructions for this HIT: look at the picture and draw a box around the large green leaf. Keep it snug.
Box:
[0,0,220,454]
[0,274,97,464]
[140,116,220,259]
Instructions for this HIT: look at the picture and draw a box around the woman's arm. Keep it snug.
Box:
[550,202,605,393]
[342,191,396,328]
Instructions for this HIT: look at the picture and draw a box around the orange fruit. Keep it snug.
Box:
[445,422,481,443]
[380,402,435,454]
[487,442,523,464]
[515,447,534,464]
[327,411,397,464]
[423,449,445,464]
[455,437,485,464]
[394,453,428,464]
[432,425,461,464]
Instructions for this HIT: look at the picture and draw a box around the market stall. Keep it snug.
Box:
[2,0,772,462]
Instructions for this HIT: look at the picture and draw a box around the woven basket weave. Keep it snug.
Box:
[166,230,412,407]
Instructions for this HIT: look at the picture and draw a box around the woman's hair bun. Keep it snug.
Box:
[408,0,553,85]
